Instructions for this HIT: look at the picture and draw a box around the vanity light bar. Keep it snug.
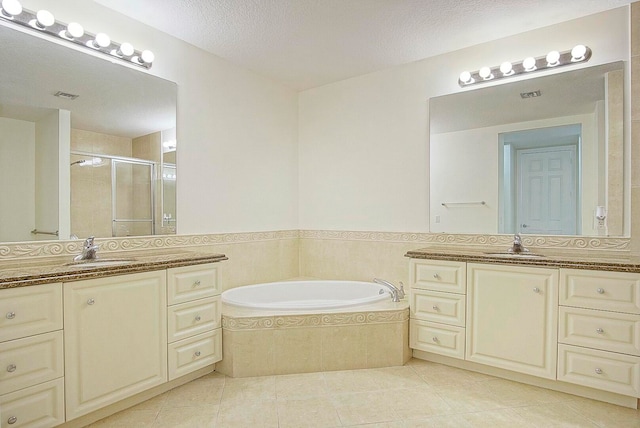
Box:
[458,45,591,87]
[0,0,154,69]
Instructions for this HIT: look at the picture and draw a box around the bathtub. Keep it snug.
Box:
[218,280,410,377]
[221,280,389,311]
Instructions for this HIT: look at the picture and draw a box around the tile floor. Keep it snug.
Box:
[89,359,640,427]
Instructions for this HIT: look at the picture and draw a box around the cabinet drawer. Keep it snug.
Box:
[168,329,222,381]
[0,331,63,395]
[560,269,640,314]
[559,306,640,356]
[410,259,466,294]
[411,289,465,327]
[558,344,640,397]
[168,296,221,343]
[0,378,65,428]
[410,319,465,359]
[0,283,62,343]
[167,264,220,305]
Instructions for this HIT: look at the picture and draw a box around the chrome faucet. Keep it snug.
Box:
[74,236,99,261]
[508,233,529,254]
[373,278,405,302]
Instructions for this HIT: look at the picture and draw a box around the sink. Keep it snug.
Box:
[65,259,136,268]
[483,252,545,259]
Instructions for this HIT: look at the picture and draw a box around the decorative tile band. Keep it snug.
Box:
[222,308,409,331]
[299,230,630,252]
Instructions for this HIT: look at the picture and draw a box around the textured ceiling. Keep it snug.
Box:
[94,0,633,90]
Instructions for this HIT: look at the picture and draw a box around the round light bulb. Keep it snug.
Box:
[66,22,84,38]
[546,50,560,66]
[459,71,472,84]
[35,9,54,28]
[92,32,111,48]
[499,61,513,75]
[119,42,134,56]
[1,0,22,17]
[140,50,154,64]
[523,57,536,71]
[571,44,587,61]
[479,66,492,80]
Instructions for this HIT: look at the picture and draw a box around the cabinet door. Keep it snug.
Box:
[64,271,167,420]
[466,263,558,379]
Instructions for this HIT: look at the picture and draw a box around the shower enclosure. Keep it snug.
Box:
[70,152,155,237]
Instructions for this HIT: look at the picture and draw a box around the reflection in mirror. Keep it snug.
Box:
[0,23,177,242]
[430,61,625,237]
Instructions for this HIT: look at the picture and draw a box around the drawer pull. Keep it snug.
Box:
[6,364,16,373]
[8,416,17,425]
[433,274,440,279]
[432,337,439,343]
[596,288,605,294]
[193,280,201,287]
[87,298,95,305]
[533,287,540,293]
[6,311,15,319]
[595,368,603,375]
[195,315,202,322]
[432,305,439,311]
[596,328,604,334]
[194,351,201,357]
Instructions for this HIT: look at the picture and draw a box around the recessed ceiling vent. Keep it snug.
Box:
[54,91,79,100]
[520,90,542,99]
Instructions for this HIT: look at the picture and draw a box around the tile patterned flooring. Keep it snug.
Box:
[89,359,640,427]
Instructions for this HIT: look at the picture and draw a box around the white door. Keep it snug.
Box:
[517,146,577,235]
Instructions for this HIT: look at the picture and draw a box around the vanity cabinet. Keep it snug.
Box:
[466,263,558,379]
[557,268,640,397]
[0,283,65,428]
[63,271,168,420]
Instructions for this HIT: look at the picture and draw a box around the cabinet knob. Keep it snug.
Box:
[194,351,201,357]
[596,328,604,334]
[595,368,603,375]
[6,311,15,319]
[432,337,439,342]
[8,416,17,425]
[533,287,540,293]
[193,280,201,287]
[433,274,440,279]
[432,305,439,311]
[596,288,605,294]
[194,315,202,322]
[6,364,16,373]
[87,298,95,305]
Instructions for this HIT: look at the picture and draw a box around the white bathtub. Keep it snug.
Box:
[221,280,389,311]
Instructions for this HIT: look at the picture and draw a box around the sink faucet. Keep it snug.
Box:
[508,233,529,254]
[74,236,99,261]
[373,278,405,302]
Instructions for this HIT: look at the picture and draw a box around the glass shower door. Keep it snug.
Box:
[112,159,155,237]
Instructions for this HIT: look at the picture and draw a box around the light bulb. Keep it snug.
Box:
[546,50,560,66]
[35,9,54,28]
[479,66,493,80]
[499,61,513,76]
[523,57,536,71]
[118,42,134,56]
[60,22,84,39]
[140,50,154,64]
[459,71,473,84]
[571,44,587,61]
[1,0,22,18]
[88,32,111,49]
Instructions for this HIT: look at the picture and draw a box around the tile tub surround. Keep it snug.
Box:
[217,301,411,377]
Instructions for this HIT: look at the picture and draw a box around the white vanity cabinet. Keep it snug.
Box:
[466,263,558,379]
[557,268,640,397]
[166,263,222,381]
[0,283,65,428]
[63,270,168,421]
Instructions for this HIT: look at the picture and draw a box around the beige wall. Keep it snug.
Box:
[632,2,640,255]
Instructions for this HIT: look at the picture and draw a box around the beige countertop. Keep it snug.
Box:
[0,250,228,289]
[405,247,640,273]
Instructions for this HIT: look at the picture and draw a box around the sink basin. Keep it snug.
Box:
[65,259,136,268]
[483,252,545,259]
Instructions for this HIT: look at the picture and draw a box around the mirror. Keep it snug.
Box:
[0,24,177,242]
[429,61,625,237]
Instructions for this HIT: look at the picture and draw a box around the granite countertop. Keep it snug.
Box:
[0,250,228,289]
[405,247,640,273]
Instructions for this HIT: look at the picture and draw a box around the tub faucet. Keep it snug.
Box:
[74,236,99,261]
[373,278,405,302]
[508,233,529,254]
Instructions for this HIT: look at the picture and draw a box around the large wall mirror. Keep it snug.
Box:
[0,24,177,242]
[429,61,626,237]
